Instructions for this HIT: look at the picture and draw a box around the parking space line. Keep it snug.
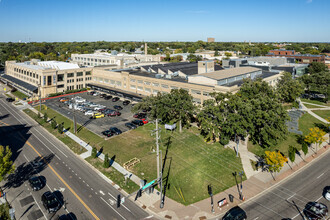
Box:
[100,197,127,220]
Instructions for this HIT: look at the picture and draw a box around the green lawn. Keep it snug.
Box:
[32,105,245,205]
[12,90,28,99]
[301,98,330,106]
[303,103,325,109]
[312,110,330,121]
[248,113,328,157]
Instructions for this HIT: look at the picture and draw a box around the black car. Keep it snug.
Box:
[114,105,123,110]
[102,130,113,137]
[99,94,106,98]
[123,100,130,105]
[58,213,77,220]
[41,191,61,213]
[104,95,112,100]
[110,127,122,135]
[304,202,328,220]
[6,97,15,102]
[29,176,46,191]
[222,206,247,220]
[112,97,120,102]
[132,120,144,126]
[125,122,137,130]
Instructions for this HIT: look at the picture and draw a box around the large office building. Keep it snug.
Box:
[2,60,93,97]
[2,60,282,103]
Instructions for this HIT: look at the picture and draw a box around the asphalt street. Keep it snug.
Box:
[44,92,138,136]
[220,149,330,220]
[0,93,150,220]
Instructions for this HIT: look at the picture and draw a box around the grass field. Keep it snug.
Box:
[32,105,245,205]
[312,110,330,121]
[248,113,328,157]
[12,90,28,99]
[303,103,326,109]
[301,98,330,106]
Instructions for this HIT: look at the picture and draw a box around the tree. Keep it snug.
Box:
[103,153,110,168]
[300,71,330,100]
[264,150,288,173]
[214,51,219,56]
[302,142,308,156]
[304,127,327,152]
[43,113,48,123]
[288,145,295,163]
[51,119,57,129]
[0,145,15,182]
[238,78,289,147]
[276,72,304,103]
[174,49,183,54]
[57,123,63,134]
[187,54,202,62]
[225,52,232,58]
[91,147,97,158]
[307,62,328,74]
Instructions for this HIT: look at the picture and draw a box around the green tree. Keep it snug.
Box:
[28,51,45,60]
[187,54,202,62]
[224,52,232,58]
[300,71,330,100]
[264,150,288,173]
[0,145,15,182]
[103,153,110,168]
[307,62,328,74]
[238,78,289,147]
[57,123,63,134]
[43,113,48,123]
[276,72,304,103]
[91,147,97,158]
[288,145,295,163]
[51,119,57,129]
[214,51,219,56]
[302,142,308,156]
[0,203,10,220]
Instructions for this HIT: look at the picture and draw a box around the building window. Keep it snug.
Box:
[203,92,209,96]
[67,73,74,78]
[161,84,169,88]
[130,85,136,89]
[57,74,64,82]
[193,98,201,104]
[57,84,64,88]
[116,81,122,86]
[130,79,136,82]
[191,89,201,95]
[77,72,83,77]
[145,88,151,93]
[86,71,91,75]
[137,86,143,91]
[47,76,52,86]
[144,81,151,85]
[110,80,115,85]
[171,86,178,90]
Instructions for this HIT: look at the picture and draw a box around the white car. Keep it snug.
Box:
[325,187,330,201]
[94,105,105,111]
[93,92,100,96]
[85,110,94,116]
[89,103,98,107]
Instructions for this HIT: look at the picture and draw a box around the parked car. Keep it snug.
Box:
[85,110,94,116]
[92,113,105,119]
[89,103,98,107]
[93,92,100,96]
[132,119,144,126]
[58,213,77,220]
[99,94,106,98]
[125,122,137,130]
[141,118,149,124]
[133,113,147,119]
[112,97,120,102]
[104,95,112,100]
[59,98,69,103]
[41,191,61,213]
[29,176,46,191]
[110,127,122,135]
[113,105,123,110]
[6,97,15,102]
[222,206,247,220]
[88,91,95,95]
[324,187,330,201]
[98,108,108,113]
[303,202,328,220]
[107,111,121,117]
[102,130,113,137]
[123,100,130,105]
[94,105,105,111]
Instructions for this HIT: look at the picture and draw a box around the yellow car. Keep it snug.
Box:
[92,113,105,119]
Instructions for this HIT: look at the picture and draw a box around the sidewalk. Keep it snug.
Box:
[299,99,330,124]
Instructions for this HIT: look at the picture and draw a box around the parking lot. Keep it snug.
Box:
[45,91,142,137]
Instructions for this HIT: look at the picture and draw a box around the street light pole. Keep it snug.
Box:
[38,84,41,112]
[239,171,244,201]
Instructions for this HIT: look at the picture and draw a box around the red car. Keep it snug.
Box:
[141,118,148,124]
[107,111,121,117]
[133,113,147,119]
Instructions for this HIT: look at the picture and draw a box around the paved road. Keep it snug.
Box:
[0,95,150,220]
[217,150,330,220]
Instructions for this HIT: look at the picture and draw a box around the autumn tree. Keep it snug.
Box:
[264,151,288,173]
[304,127,327,153]
[0,145,15,182]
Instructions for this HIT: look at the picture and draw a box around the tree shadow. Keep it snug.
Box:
[314,123,329,133]
[96,147,103,157]
[0,114,9,120]
[4,153,54,189]
[109,155,116,167]
[77,118,93,133]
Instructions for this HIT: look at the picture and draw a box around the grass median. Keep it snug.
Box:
[12,90,28,99]
[312,110,330,121]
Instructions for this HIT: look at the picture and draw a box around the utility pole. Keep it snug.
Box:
[238,171,244,201]
[208,185,215,213]
[232,172,242,200]
[159,150,164,209]
[235,134,239,157]
[73,96,77,134]
[156,118,160,181]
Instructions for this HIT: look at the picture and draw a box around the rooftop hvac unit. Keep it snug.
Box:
[165,74,172,79]
[172,71,179,77]
[155,74,162,79]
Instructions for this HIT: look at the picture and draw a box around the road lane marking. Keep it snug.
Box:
[316,196,323,202]
[31,192,48,220]
[317,172,324,179]
[107,192,131,213]
[19,133,100,220]
[99,190,105,195]
[100,197,127,220]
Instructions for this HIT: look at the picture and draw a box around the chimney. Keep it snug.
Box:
[198,61,214,74]
[145,43,148,55]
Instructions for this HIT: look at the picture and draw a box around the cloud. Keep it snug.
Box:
[306,0,313,3]
[185,10,208,14]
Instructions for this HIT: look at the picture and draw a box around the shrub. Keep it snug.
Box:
[37,112,41,118]
[43,113,48,123]
[288,145,295,163]
[91,147,97,158]
[0,202,10,219]
[48,92,63,97]
[219,135,229,146]
[302,142,308,155]
[51,120,57,129]
[103,153,110,168]
[292,100,299,109]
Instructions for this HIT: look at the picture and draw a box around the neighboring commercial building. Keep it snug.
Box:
[71,52,162,67]
[2,60,93,97]
[207,37,215,43]
[268,49,295,56]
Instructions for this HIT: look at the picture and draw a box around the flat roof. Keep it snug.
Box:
[223,71,279,87]
[16,62,47,70]
[1,74,38,92]
[37,61,80,70]
[194,67,261,80]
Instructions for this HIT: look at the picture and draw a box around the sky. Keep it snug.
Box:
[0,0,329,42]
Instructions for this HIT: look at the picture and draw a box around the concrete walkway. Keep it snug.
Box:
[299,99,330,124]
